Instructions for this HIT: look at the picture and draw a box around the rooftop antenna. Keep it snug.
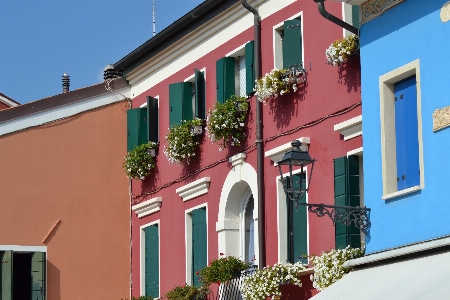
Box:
[152,0,156,37]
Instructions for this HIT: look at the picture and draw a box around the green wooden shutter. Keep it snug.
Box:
[334,156,361,249]
[245,41,255,96]
[352,5,360,29]
[192,208,207,286]
[127,108,148,151]
[216,57,235,104]
[169,82,193,127]
[1,251,12,300]
[147,96,159,143]
[31,252,46,300]
[145,225,159,298]
[282,19,302,68]
[286,174,308,264]
[194,70,205,119]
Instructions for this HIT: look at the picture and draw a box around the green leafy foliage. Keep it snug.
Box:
[122,142,158,180]
[205,95,249,150]
[325,34,359,66]
[199,254,252,286]
[164,118,202,165]
[254,69,300,103]
[165,284,200,300]
[121,296,154,300]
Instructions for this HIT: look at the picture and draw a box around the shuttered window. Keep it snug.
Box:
[352,5,359,29]
[1,250,46,300]
[194,69,206,119]
[145,224,159,298]
[282,19,302,69]
[286,173,308,264]
[334,156,361,249]
[216,57,235,104]
[245,41,255,96]
[191,207,207,286]
[169,82,193,127]
[127,108,148,151]
[394,76,420,191]
[147,96,159,143]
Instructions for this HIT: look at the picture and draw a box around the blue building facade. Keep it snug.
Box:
[360,0,450,254]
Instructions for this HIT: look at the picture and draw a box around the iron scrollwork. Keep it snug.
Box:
[300,203,371,235]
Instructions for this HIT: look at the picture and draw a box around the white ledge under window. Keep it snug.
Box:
[382,185,422,201]
[176,177,211,202]
[334,115,362,141]
[132,197,162,218]
[264,137,310,166]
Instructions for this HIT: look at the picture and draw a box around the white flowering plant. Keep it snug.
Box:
[164,118,202,165]
[309,245,364,291]
[241,262,307,300]
[325,34,359,66]
[206,95,249,150]
[254,69,301,103]
[122,141,158,180]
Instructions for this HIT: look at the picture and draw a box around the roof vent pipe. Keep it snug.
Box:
[62,73,70,93]
[313,0,359,36]
[103,64,122,81]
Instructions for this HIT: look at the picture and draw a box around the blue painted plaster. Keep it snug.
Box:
[360,0,450,253]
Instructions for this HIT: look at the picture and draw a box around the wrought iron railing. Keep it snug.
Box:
[216,267,257,300]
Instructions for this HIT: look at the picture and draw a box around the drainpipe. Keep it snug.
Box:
[313,0,359,35]
[241,0,265,270]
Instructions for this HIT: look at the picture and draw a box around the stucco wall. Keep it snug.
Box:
[0,101,130,299]
[360,0,450,253]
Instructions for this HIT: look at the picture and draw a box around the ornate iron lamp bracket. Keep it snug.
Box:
[299,203,371,235]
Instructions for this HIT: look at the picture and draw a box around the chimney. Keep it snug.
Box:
[103,64,122,81]
[62,73,70,93]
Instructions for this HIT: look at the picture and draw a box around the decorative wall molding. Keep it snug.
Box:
[176,177,211,202]
[265,137,310,166]
[132,197,162,218]
[334,115,362,140]
[432,106,450,132]
[229,153,247,167]
[360,0,405,24]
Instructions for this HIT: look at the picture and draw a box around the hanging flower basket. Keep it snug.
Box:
[206,95,249,151]
[325,34,359,66]
[122,141,158,180]
[199,254,252,287]
[254,68,304,103]
[164,118,202,165]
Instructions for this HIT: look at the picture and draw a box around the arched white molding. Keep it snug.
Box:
[216,153,258,262]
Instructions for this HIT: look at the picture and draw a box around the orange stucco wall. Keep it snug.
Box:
[0,101,130,299]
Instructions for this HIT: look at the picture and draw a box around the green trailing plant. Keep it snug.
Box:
[122,141,158,180]
[165,284,200,300]
[325,34,359,66]
[199,253,252,287]
[120,296,154,300]
[164,118,202,165]
[254,69,301,103]
[206,95,249,150]
[241,262,306,300]
[309,245,364,291]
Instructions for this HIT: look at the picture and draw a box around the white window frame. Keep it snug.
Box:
[272,12,304,70]
[379,59,424,200]
[226,43,250,97]
[185,203,208,286]
[276,167,309,264]
[239,188,256,264]
[140,220,160,297]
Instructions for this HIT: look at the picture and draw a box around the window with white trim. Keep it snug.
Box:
[273,15,303,70]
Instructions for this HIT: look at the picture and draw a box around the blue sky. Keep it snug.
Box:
[0,0,204,104]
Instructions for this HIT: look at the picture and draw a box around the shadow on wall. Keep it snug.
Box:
[47,260,61,300]
[338,55,361,93]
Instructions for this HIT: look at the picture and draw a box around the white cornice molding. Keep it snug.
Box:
[176,177,211,202]
[265,137,310,166]
[0,95,19,107]
[229,153,247,167]
[334,115,362,141]
[132,197,162,218]
[127,0,296,97]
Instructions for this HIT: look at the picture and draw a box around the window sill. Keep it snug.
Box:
[382,185,421,200]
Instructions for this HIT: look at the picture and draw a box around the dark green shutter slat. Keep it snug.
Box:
[1,251,12,300]
[334,156,361,249]
[194,70,205,119]
[286,174,307,264]
[169,82,193,127]
[127,108,148,151]
[283,19,302,68]
[147,96,159,143]
[216,57,235,104]
[245,41,255,95]
[145,225,159,298]
[31,252,45,300]
[192,208,207,286]
[351,5,360,29]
